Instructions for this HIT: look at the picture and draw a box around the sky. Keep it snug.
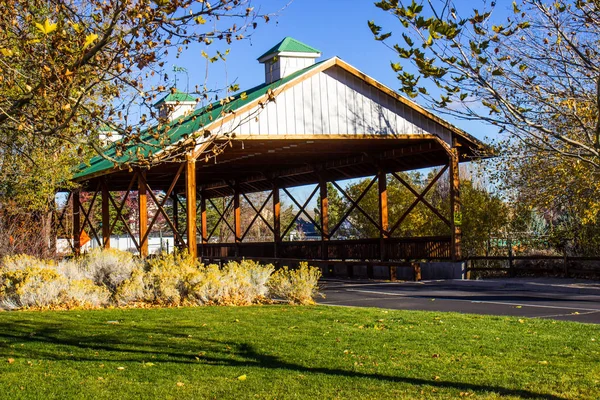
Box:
[163,0,513,144]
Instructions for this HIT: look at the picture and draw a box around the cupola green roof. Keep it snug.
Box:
[257,37,321,60]
[154,90,197,107]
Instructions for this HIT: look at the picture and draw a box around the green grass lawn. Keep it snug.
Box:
[0,306,598,399]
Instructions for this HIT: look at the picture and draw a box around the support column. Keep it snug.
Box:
[101,181,110,249]
[72,189,81,256]
[450,148,462,261]
[378,169,390,279]
[319,179,329,260]
[185,156,197,258]
[273,184,281,258]
[138,170,148,257]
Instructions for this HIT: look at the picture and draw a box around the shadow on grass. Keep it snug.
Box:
[0,318,565,400]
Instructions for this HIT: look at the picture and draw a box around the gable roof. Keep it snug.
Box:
[75,57,488,182]
[257,37,321,60]
[74,60,327,181]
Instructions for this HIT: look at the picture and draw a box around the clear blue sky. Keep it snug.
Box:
[166,0,513,143]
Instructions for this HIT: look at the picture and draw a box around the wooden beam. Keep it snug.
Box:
[391,171,451,227]
[138,170,148,257]
[72,190,81,256]
[389,166,448,235]
[450,148,462,261]
[101,181,110,249]
[378,169,389,262]
[186,156,197,257]
[241,192,274,241]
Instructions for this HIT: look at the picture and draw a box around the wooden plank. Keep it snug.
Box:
[138,170,149,257]
[186,156,197,257]
[101,181,110,249]
[72,190,81,256]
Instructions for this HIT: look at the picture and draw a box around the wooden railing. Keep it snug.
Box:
[199,236,451,261]
[466,255,600,278]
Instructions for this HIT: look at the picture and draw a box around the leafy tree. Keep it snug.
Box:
[0,0,270,255]
[370,0,600,169]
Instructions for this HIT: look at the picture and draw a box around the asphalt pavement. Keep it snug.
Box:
[318,278,600,324]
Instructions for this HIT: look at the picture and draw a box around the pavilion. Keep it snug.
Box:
[61,37,489,278]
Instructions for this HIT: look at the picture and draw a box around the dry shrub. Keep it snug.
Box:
[188,260,274,306]
[0,267,68,309]
[2,254,54,271]
[114,268,146,306]
[0,249,322,310]
[268,262,322,305]
[81,248,143,292]
[143,251,201,305]
[64,279,111,308]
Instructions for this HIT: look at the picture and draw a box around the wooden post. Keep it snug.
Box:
[185,156,197,258]
[273,184,281,258]
[378,169,389,272]
[449,148,462,261]
[72,189,81,256]
[138,170,148,257]
[101,181,110,249]
[319,178,329,260]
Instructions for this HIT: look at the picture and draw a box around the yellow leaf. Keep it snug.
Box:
[35,19,58,35]
[117,366,125,370]
[538,360,548,365]
[83,33,98,50]
[1,48,13,57]
[176,382,184,387]
[7,358,14,364]
[237,374,247,381]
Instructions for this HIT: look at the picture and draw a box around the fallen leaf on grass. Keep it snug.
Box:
[538,361,549,365]
[117,367,125,371]
[7,358,14,364]
[176,382,184,387]
[518,319,525,324]
[237,375,247,381]
[434,376,440,381]
[106,321,120,325]
[432,354,440,358]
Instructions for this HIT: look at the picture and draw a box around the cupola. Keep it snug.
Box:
[257,37,321,84]
[154,90,197,121]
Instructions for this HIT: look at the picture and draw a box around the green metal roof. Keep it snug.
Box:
[74,59,329,180]
[154,90,197,107]
[257,37,321,60]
